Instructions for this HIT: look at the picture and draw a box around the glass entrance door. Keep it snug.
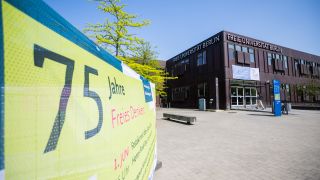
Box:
[245,87,257,107]
[231,87,244,106]
[231,87,257,108]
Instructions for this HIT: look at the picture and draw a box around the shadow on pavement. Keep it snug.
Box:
[247,113,275,117]
[248,113,299,117]
[231,108,271,113]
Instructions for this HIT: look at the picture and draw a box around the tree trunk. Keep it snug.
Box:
[115,44,119,56]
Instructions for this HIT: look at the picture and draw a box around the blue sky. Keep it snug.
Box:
[43,0,320,60]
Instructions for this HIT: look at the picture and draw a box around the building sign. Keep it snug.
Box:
[273,80,281,116]
[232,65,260,81]
[1,0,157,179]
[172,35,220,61]
[227,33,282,53]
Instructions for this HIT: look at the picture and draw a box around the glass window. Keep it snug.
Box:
[276,54,280,59]
[283,56,288,69]
[251,88,256,96]
[249,54,255,63]
[267,53,272,65]
[228,44,235,61]
[236,45,241,51]
[238,97,243,105]
[197,52,203,66]
[172,86,191,101]
[286,84,290,93]
[228,43,234,49]
[249,48,254,62]
[231,97,237,105]
[231,87,237,96]
[237,88,243,96]
[246,97,251,105]
[252,97,257,105]
[197,83,206,97]
[245,88,250,96]
[197,51,206,66]
[183,58,189,71]
[242,46,248,53]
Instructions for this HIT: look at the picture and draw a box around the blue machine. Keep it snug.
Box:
[273,80,281,116]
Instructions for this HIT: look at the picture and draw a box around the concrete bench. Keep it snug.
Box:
[163,113,196,124]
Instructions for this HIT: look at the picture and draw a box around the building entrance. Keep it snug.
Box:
[231,87,257,108]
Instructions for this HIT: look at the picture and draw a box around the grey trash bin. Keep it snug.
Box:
[199,98,206,111]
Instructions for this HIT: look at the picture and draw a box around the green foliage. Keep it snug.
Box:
[119,41,176,96]
[84,1,176,96]
[305,80,320,97]
[132,41,158,65]
[295,85,304,96]
[84,0,150,56]
[295,81,320,102]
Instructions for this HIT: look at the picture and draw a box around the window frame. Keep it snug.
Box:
[267,52,272,66]
[202,50,207,65]
[248,48,255,63]
[235,45,241,51]
[197,52,203,66]
[228,43,235,61]
[242,46,248,53]
[197,51,207,66]
[283,55,288,69]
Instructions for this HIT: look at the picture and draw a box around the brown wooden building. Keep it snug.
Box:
[166,31,320,109]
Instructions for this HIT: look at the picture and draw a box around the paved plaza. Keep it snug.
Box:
[154,108,320,180]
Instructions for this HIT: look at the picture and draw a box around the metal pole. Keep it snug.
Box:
[215,77,219,110]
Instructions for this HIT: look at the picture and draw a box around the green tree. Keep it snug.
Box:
[295,81,320,102]
[132,41,158,65]
[84,0,149,56]
[120,41,176,96]
[84,0,176,96]
[305,80,320,99]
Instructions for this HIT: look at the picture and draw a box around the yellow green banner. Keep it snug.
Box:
[0,0,157,179]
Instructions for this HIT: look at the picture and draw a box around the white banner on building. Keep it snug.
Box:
[250,68,260,81]
[232,65,260,81]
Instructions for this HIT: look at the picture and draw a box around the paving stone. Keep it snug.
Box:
[154,108,320,180]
